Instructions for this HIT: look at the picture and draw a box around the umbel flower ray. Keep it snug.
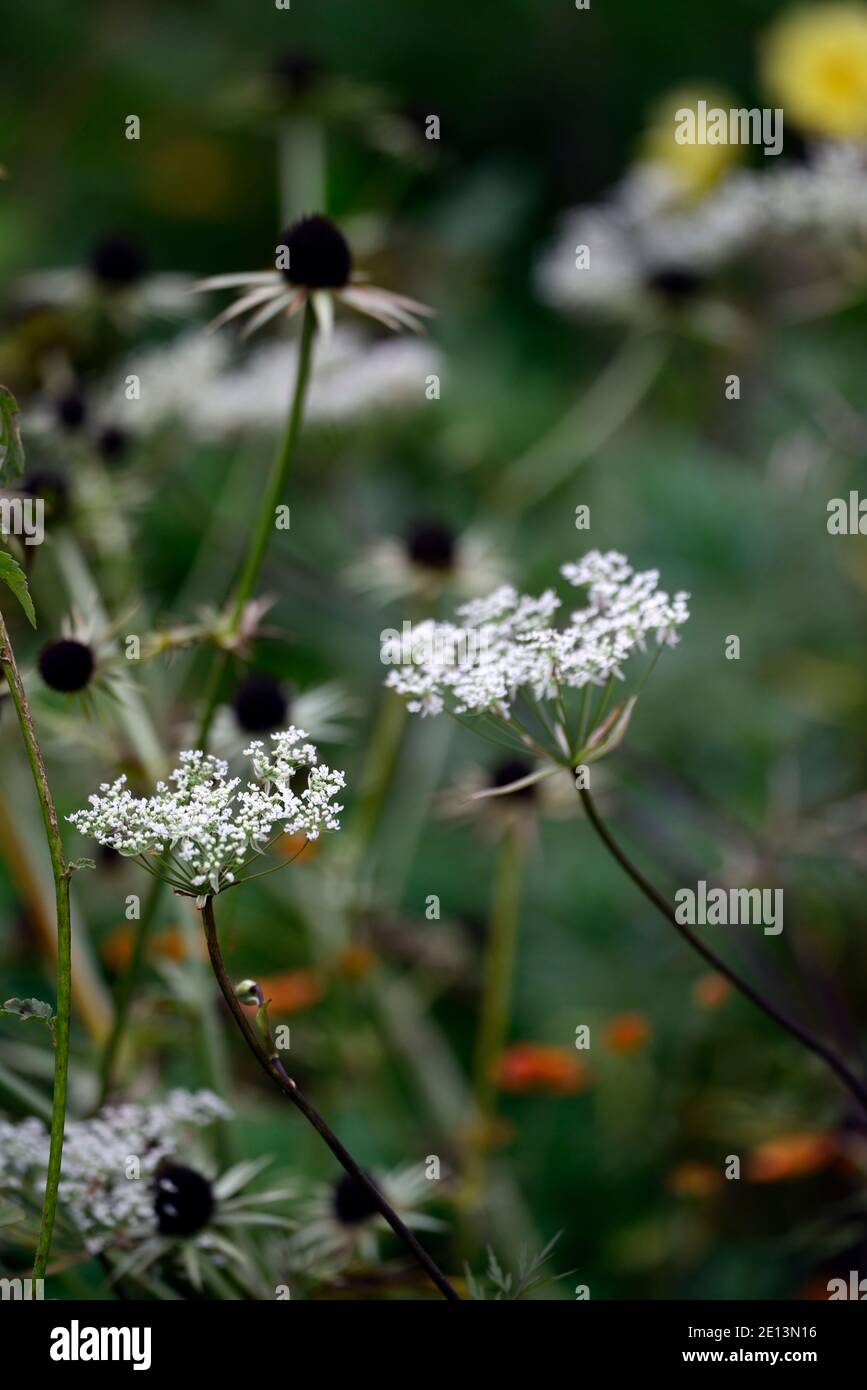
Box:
[67,728,346,896]
[383,549,690,774]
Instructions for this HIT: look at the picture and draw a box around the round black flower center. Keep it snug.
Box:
[38,639,95,694]
[153,1165,215,1238]
[272,51,323,99]
[280,215,352,290]
[646,266,705,304]
[232,674,288,733]
[22,472,69,522]
[55,392,87,432]
[97,426,129,463]
[332,1173,380,1226]
[89,234,147,288]
[491,758,536,800]
[404,521,456,571]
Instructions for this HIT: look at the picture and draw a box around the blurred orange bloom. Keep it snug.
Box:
[693,973,732,1010]
[276,833,318,862]
[256,969,324,1016]
[336,943,378,980]
[747,1132,837,1183]
[667,1161,723,1198]
[101,923,195,973]
[496,1043,589,1095]
[605,1012,652,1054]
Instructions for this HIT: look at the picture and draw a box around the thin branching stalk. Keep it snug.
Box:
[578,786,867,1119]
[199,896,461,1301]
[198,301,317,748]
[0,605,72,1279]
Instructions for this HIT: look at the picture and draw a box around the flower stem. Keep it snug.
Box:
[468,824,523,1190]
[578,786,867,1119]
[96,871,163,1106]
[198,301,317,749]
[0,606,72,1281]
[199,896,461,1301]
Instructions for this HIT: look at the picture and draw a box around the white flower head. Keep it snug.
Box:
[68,728,346,895]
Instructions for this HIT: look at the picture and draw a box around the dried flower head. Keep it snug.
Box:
[68,728,346,895]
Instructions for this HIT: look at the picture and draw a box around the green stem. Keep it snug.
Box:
[0,605,72,1282]
[96,872,163,1107]
[470,825,523,1176]
[578,787,867,1120]
[198,301,317,750]
[200,896,461,1301]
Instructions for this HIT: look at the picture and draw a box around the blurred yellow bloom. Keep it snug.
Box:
[762,5,867,137]
[640,87,742,197]
[747,1131,837,1182]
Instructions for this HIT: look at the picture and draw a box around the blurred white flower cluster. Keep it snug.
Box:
[384,550,689,720]
[68,729,346,894]
[0,1091,228,1254]
[536,144,867,321]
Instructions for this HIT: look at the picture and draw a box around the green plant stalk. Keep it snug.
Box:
[200,896,461,1301]
[578,786,867,1120]
[198,301,317,749]
[96,871,163,1106]
[469,824,523,1181]
[0,605,72,1281]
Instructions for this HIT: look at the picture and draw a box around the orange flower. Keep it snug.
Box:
[667,1161,722,1198]
[747,1132,837,1183]
[605,1012,652,1054]
[276,833,318,862]
[101,923,196,972]
[336,943,378,980]
[692,973,732,1010]
[496,1044,588,1095]
[256,969,324,1016]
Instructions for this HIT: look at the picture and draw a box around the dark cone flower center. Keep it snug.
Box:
[232,674,288,733]
[646,266,705,304]
[280,215,352,290]
[89,234,147,288]
[153,1165,215,1238]
[491,757,536,800]
[97,426,129,463]
[272,51,323,99]
[333,1173,380,1226]
[38,639,95,694]
[405,520,456,571]
[56,392,87,432]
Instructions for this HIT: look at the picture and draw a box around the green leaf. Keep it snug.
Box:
[0,996,56,1042]
[0,550,36,627]
[0,386,25,483]
[68,857,96,874]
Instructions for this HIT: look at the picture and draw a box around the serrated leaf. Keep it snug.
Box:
[1,996,56,1042]
[0,550,36,627]
[0,386,25,483]
[68,857,96,873]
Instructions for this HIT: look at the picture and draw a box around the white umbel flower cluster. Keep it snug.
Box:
[0,1091,228,1254]
[384,550,689,720]
[68,729,346,894]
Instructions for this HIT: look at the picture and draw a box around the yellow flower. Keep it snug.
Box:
[762,5,867,137]
[639,86,742,199]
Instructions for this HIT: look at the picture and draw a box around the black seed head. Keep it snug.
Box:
[97,426,129,463]
[491,757,536,800]
[89,234,147,288]
[332,1173,380,1226]
[232,674,288,733]
[272,51,323,99]
[55,391,87,432]
[22,472,70,522]
[38,639,95,694]
[404,520,456,571]
[153,1165,215,1238]
[280,215,352,290]
[646,266,705,304]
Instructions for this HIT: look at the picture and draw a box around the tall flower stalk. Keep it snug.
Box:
[0,604,73,1280]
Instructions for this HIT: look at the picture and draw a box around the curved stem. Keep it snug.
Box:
[198,301,317,749]
[200,897,461,1301]
[0,606,72,1280]
[578,787,867,1120]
